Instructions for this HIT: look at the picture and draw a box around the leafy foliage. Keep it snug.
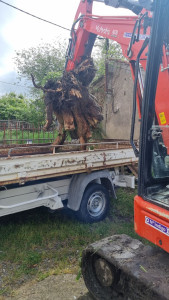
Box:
[15,38,124,89]
[14,40,67,124]
[0,93,45,125]
[14,38,124,96]
[13,39,124,128]
[93,38,125,79]
[15,40,66,93]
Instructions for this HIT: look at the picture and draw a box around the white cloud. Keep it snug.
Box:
[0,0,134,84]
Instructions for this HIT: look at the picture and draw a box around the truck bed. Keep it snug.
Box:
[0,141,138,186]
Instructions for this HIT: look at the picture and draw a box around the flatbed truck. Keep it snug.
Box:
[0,140,137,222]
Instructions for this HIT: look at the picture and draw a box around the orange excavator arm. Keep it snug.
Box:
[65,0,169,156]
[65,0,152,155]
[65,0,149,72]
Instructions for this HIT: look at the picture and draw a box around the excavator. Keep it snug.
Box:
[65,0,169,299]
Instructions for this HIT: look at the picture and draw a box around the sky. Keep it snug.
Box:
[0,0,134,96]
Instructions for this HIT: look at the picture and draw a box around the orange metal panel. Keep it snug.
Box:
[134,195,169,253]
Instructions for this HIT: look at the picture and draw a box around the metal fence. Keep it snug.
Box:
[0,120,58,145]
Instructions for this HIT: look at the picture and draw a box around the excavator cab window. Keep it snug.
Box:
[151,125,169,179]
[145,119,169,207]
[138,0,169,210]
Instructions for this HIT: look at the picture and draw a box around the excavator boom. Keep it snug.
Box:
[95,0,143,14]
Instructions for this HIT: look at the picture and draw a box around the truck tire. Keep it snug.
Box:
[77,183,109,223]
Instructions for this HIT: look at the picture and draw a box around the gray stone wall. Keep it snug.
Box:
[92,60,141,140]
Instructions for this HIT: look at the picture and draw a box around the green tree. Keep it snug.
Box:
[0,93,45,125]
[14,40,67,124]
[15,40,66,92]
[93,38,125,79]
[15,38,123,90]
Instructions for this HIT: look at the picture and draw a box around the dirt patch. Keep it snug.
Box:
[2,274,94,300]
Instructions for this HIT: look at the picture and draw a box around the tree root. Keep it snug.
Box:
[31,58,103,149]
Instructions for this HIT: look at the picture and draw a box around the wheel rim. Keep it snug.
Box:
[87,191,106,217]
[94,258,115,287]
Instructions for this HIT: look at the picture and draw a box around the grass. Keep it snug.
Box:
[0,187,142,295]
[0,129,58,144]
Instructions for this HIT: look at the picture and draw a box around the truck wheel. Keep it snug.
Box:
[77,183,109,223]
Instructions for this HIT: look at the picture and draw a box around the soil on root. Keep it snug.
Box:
[31,58,103,149]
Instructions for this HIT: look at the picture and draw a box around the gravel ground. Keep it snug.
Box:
[1,274,94,300]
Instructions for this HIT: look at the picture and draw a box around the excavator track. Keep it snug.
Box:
[81,234,169,300]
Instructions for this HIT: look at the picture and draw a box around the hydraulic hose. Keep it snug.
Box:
[130,37,149,157]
